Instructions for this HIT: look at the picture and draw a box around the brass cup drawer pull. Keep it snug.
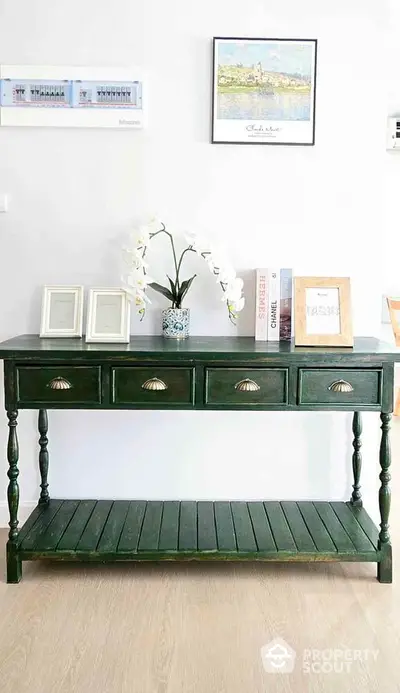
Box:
[141,377,168,392]
[47,376,73,391]
[235,378,260,393]
[328,379,354,393]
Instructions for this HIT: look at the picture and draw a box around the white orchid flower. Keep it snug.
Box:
[224,277,244,302]
[127,269,153,289]
[146,217,164,235]
[185,233,211,255]
[131,217,163,246]
[217,264,236,285]
[124,284,152,304]
[128,225,151,249]
[123,248,148,271]
[124,279,152,304]
[204,250,224,273]
[231,296,245,312]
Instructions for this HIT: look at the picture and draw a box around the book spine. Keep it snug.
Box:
[267,269,280,341]
[255,269,268,341]
[279,268,293,341]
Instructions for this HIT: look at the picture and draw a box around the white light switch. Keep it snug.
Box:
[0,194,8,212]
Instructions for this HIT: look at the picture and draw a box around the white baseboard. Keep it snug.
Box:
[0,501,37,528]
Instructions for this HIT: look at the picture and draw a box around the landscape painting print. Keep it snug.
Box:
[212,37,317,145]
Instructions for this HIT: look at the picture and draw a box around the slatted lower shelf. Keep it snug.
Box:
[15,500,380,563]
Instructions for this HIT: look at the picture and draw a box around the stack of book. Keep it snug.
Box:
[255,268,293,342]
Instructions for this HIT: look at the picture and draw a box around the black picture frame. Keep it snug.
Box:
[211,37,318,146]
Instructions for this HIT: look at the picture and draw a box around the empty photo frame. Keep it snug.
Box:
[86,288,130,343]
[40,285,84,338]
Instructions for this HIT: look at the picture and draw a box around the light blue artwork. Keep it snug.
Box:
[216,41,314,122]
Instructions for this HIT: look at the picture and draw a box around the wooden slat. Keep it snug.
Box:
[138,501,163,551]
[314,502,355,553]
[16,503,48,546]
[281,502,316,552]
[264,502,297,552]
[20,500,63,551]
[247,502,276,552]
[118,501,146,553]
[35,500,80,551]
[214,502,236,552]
[97,501,130,553]
[57,500,97,550]
[197,501,217,551]
[346,503,379,549]
[231,502,257,552]
[179,501,197,551]
[76,500,113,551]
[331,502,376,552]
[297,502,337,552]
[158,501,180,551]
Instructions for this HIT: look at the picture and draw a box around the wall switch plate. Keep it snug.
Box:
[0,193,8,212]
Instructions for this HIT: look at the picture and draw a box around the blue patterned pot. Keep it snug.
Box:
[162,308,190,339]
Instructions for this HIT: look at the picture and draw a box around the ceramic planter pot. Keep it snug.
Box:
[162,308,190,339]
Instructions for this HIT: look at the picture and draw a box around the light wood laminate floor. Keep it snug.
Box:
[1,429,400,693]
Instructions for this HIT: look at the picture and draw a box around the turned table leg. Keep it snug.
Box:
[378,413,392,583]
[6,410,21,583]
[38,409,50,505]
[350,411,362,507]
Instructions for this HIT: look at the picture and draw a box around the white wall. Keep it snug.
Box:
[0,0,395,524]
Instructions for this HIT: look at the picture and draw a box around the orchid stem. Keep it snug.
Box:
[176,247,195,287]
[150,224,179,297]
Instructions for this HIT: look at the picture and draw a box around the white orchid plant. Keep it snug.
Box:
[121,220,245,324]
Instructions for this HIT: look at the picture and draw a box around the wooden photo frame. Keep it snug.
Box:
[294,277,353,347]
[86,288,130,343]
[40,285,84,338]
[387,297,400,347]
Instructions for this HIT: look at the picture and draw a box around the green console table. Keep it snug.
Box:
[0,335,398,584]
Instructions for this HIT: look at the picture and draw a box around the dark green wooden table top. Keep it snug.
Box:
[0,335,399,361]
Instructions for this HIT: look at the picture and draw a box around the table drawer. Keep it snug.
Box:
[111,367,194,405]
[205,368,288,406]
[16,366,101,405]
[298,369,382,406]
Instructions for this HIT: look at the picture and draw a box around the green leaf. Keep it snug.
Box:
[148,282,175,304]
[176,275,196,307]
[167,275,177,298]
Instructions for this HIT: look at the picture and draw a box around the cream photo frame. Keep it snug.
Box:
[86,288,130,343]
[40,285,84,338]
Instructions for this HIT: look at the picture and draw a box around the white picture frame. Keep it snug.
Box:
[40,285,84,338]
[86,288,130,343]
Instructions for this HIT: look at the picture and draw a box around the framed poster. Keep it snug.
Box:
[40,285,84,338]
[212,37,317,145]
[294,277,353,347]
[86,288,130,343]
